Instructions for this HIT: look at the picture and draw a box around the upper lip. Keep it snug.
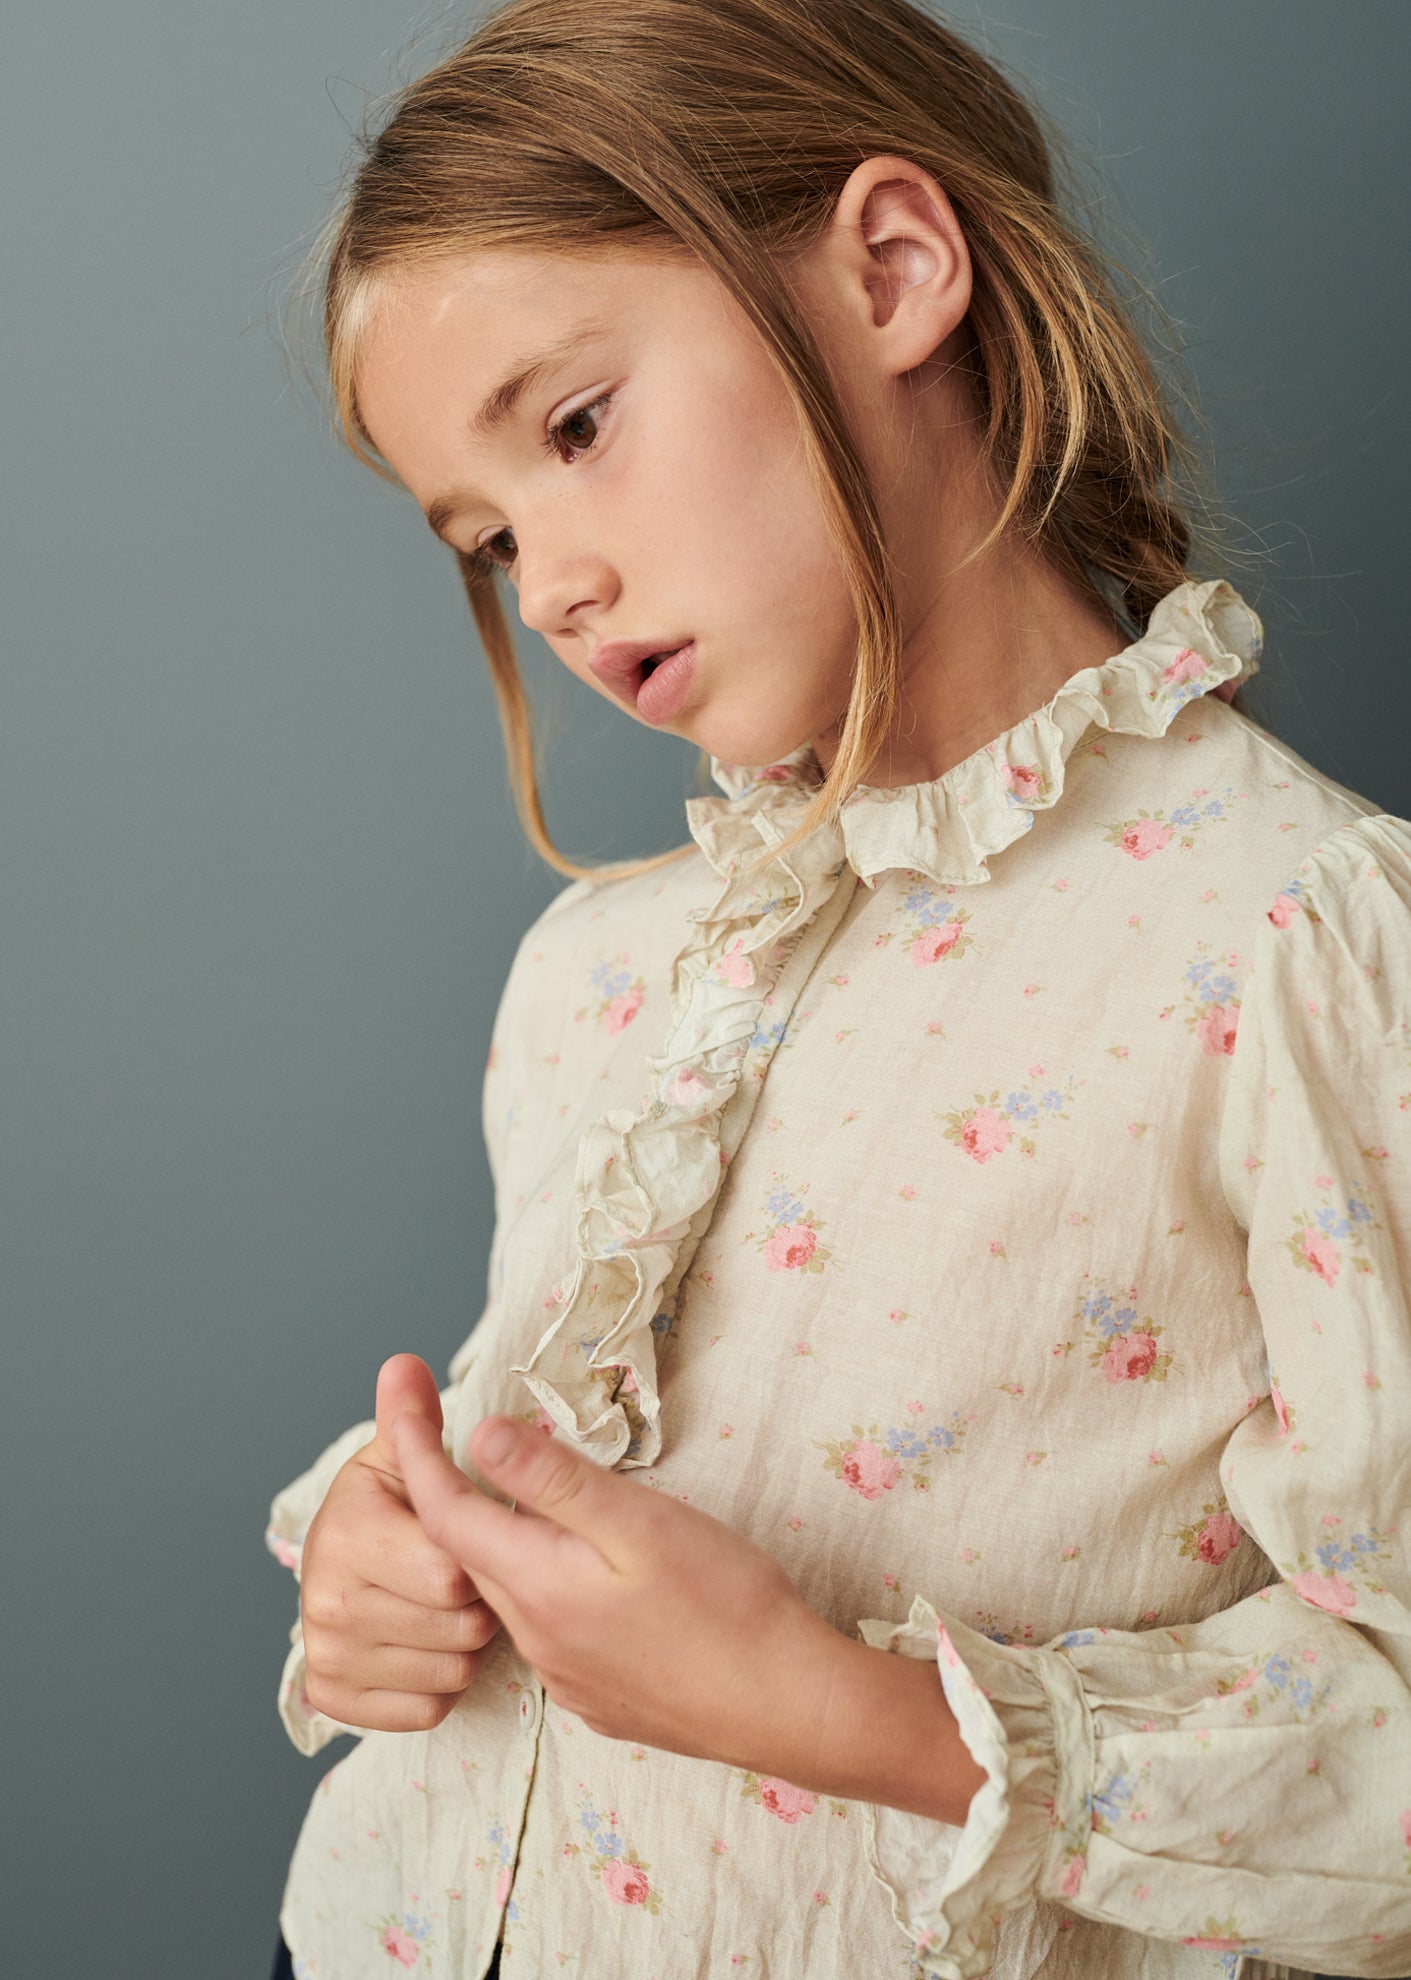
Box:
[588,638,689,694]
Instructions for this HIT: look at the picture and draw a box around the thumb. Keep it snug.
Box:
[372,1352,444,1470]
[467,1415,640,1559]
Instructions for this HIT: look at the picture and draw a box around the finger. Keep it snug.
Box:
[339,1477,481,1609]
[359,1586,501,1655]
[372,1353,444,1469]
[467,1414,646,1561]
[354,1642,486,1697]
[392,1409,562,1590]
[318,1687,463,1736]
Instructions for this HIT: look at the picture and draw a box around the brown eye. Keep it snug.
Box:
[546,393,612,463]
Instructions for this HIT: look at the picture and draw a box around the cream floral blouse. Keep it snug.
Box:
[267,579,1411,1980]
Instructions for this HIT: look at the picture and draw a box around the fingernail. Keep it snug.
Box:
[479,1421,517,1466]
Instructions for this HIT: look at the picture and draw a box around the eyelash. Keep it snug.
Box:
[465,392,614,579]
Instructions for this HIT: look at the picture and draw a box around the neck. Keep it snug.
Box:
[809,378,1129,790]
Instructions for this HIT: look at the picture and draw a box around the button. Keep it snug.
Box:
[519,1690,536,1729]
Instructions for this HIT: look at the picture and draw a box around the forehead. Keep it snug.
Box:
[355,246,712,429]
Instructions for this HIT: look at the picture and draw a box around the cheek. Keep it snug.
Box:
[642,395,847,625]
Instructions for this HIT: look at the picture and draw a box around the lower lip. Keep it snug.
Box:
[635,641,697,726]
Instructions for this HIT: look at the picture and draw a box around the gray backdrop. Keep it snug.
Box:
[4,5,1407,1974]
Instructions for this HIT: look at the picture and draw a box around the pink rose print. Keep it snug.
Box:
[600,1860,652,1906]
[758,1777,818,1823]
[1001,761,1042,802]
[1293,1570,1356,1617]
[579,954,647,1033]
[493,1867,512,1909]
[840,1439,900,1500]
[893,880,974,969]
[911,919,962,967]
[735,1768,846,1825]
[1162,647,1207,686]
[572,1792,663,1913]
[1398,1809,1411,1849]
[715,937,755,988]
[1270,1382,1292,1435]
[1195,1002,1238,1056]
[1072,1280,1174,1384]
[1196,1512,1243,1566]
[1299,1228,1341,1287]
[942,1075,1080,1163]
[664,1067,708,1106]
[1060,1856,1085,1898]
[1106,788,1242,859]
[960,1106,1012,1163]
[1268,892,1302,928]
[821,1408,973,1496]
[1101,1331,1159,1383]
[754,1179,832,1275]
[1182,1936,1242,1953]
[1285,1180,1376,1286]
[1172,1497,1242,1567]
[380,1926,419,1967]
[764,1223,818,1272]
[602,988,644,1034]
[1167,943,1242,1053]
[1120,820,1174,860]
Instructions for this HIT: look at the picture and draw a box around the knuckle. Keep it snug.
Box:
[407,1693,447,1733]
[466,1602,501,1649]
[301,1581,345,1630]
[424,1558,466,1609]
[302,1673,341,1720]
[434,1652,475,1693]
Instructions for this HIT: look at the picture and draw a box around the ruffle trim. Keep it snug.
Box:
[861,1600,1091,1979]
[510,784,851,1466]
[511,580,1262,1467]
[710,578,1262,889]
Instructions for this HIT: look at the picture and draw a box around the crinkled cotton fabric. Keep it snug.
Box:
[267,580,1411,1980]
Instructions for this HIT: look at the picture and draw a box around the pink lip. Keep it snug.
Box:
[588,637,693,710]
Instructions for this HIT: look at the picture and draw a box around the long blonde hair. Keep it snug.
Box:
[305,0,1229,881]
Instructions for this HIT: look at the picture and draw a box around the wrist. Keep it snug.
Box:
[767,1622,987,1825]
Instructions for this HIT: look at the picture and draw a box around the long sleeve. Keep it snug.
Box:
[862,814,1411,1979]
[262,886,583,1754]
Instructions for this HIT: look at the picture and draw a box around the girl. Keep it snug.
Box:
[265,2,1411,1976]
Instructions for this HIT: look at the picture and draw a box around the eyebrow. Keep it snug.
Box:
[424,321,610,544]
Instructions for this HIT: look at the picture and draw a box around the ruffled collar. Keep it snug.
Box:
[694,577,1262,889]
[509,578,1261,1469]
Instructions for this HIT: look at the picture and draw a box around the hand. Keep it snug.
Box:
[300,1355,502,1733]
[390,1408,851,1779]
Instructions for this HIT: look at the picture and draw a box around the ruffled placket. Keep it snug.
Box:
[509,576,1263,1469]
[510,762,857,1467]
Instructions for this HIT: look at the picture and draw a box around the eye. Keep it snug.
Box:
[464,391,614,579]
[468,527,518,576]
[544,391,612,464]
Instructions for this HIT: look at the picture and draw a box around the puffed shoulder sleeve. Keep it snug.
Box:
[263,885,590,1754]
[859,814,1411,1978]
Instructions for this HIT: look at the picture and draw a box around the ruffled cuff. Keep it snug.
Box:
[276,1619,359,1758]
[860,1599,1092,1978]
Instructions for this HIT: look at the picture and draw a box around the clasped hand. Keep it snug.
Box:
[300,1354,847,1778]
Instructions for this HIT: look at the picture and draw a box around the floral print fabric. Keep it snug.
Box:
[267,580,1411,1979]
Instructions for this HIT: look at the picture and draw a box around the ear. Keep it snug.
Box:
[817,155,972,374]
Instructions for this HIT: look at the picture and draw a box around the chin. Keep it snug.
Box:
[684,704,820,773]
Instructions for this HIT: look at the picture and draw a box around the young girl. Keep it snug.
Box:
[265,2,1411,1975]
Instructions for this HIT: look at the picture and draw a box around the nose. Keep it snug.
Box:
[514,531,619,644]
